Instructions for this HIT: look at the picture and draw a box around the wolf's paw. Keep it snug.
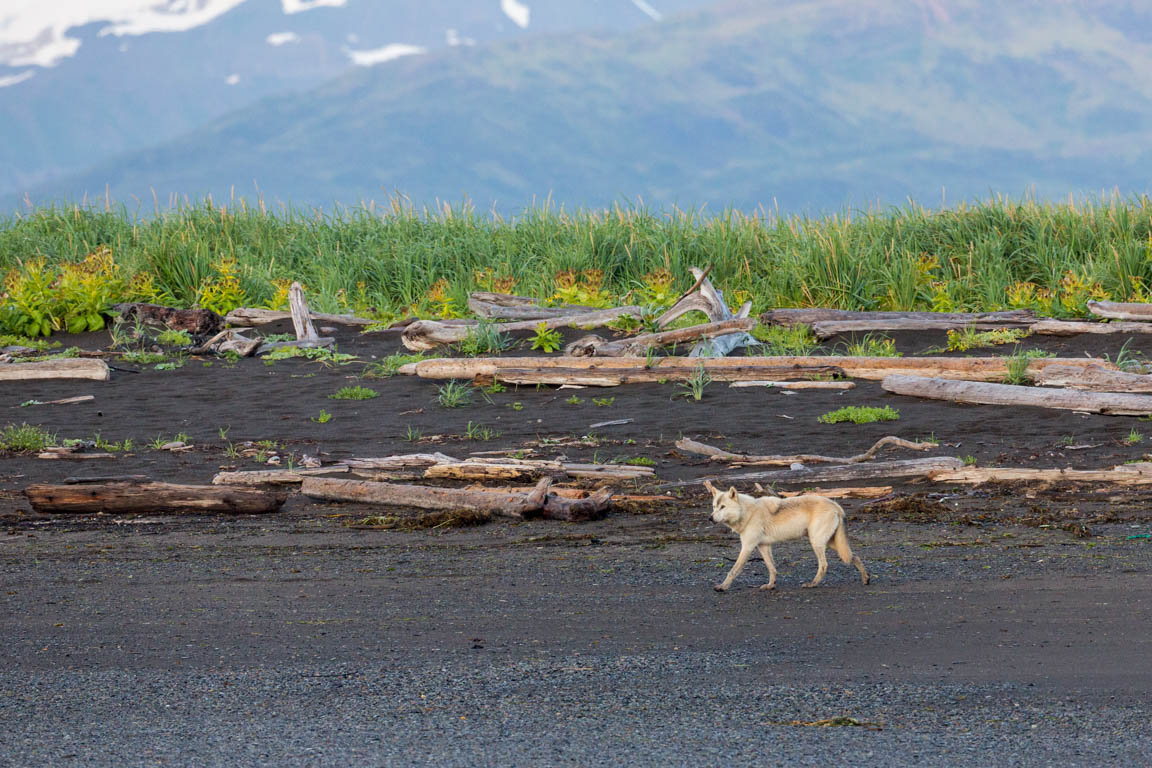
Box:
[712,584,728,592]
[759,583,776,591]
[802,581,820,589]
[861,575,871,586]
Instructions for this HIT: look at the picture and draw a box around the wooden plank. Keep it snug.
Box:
[882,374,1152,416]
[0,359,110,382]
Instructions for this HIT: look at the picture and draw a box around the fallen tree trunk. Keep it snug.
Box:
[112,303,224,336]
[224,307,375,327]
[657,456,963,489]
[811,318,1035,339]
[676,436,939,466]
[1031,319,1152,336]
[930,462,1152,486]
[212,466,350,485]
[401,307,645,351]
[1087,300,1152,321]
[468,293,595,321]
[424,460,563,481]
[760,308,1037,327]
[491,364,844,387]
[24,482,287,514]
[778,486,893,499]
[0,359,110,382]
[564,318,756,357]
[189,329,262,357]
[655,267,755,356]
[256,338,336,353]
[542,486,613,521]
[882,374,1152,416]
[1030,364,1152,393]
[729,380,855,390]
[342,453,460,470]
[406,355,1109,382]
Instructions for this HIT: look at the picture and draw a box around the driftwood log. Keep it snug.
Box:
[882,374,1152,416]
[777,486,893,499]
[1031,319,1152,336]
[564,318,756,357]
[760,308,1037,327]
[729,380,855,390]
[189,329,262,357]
[402,355,1111,383]
[655,267,755,356]
[0,359,110,382]
[19,395,95,406]
[489,363,844,387]
[24,482,287,514]
[401,307,645,351]
[676,436,939,466]
[225,308,375,327]
[657,456,963,489]
[1087,300,1152,321]
[930,462,1152,486]
[288,282,320,341]
[300,476,610,521]
[1030,365,1152,393]
[467,293,595,321]
[212,466,351,485]
[112,303,224,336]
[810,319,1034,339]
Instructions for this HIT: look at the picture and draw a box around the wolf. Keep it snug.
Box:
[704,480,869,592]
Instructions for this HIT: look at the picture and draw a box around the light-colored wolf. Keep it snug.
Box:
[704,480,869,592]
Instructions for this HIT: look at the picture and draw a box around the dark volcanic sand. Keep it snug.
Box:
[2,325,1152,766]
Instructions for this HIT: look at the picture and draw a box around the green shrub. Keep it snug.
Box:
[817,406,900,424]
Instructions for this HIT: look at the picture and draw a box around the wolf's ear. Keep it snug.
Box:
[726,486,739,500]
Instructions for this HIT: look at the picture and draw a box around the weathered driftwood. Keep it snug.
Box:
[658,456,963,489]
[1031,319,1152,336]
[405,355,1110,382]
[24,482,287,514]
[882,374,1152,416]
[542,486,613,521]
[562,463,654,480]
[564,318,756,357]
[288,282,320,341]
[190,329,262,357]
[930,462,1152,486]
[655,267,755,356]
[0,359,110,382]
[37,452,116,461]
[729,380,855,390]
[342,453,461,470]
[1030,364,1152,393]
[811,318,1035,339]
[400,306,646,351]
[468,293,595,321]
[777,486,893,499]
[62,475,149,484]
[256,338,336,353]
[225,307,375,327]
[20,395,95,406]
[676,436,939,466]
[112,303,224,336]
[1087,300,1152,321]
[424,460,563,481]
[490,363,843,387]
[300,475,554,516]
[212,466,351,485]
[760,308,1037,327]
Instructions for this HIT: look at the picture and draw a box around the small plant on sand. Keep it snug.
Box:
[311,409,333,423]
[154,359,184,371]
[817,405,900,425]
[1125,428,1144,445]
[962,455,978,466]
[405,425,424,442]
[592,397,615,407]
[944,327,1029,352]
[530,322,564,353]
[566,395,583,405]
[437,380,473,408]
[329,385,379,400]
[753,324,818,356]
[0,423,56,452]
[155,328,193,346]
[464,421,500,441]
[456,321,510,357]
[615,455,656,466]
[1003,347,1055,385]
[841,334,900,357]
[119,350,168,365]
[676,363,711,401]
[483,381,507,394]
[363,352,430,378]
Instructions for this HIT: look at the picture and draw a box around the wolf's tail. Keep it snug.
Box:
[832,507,870,585]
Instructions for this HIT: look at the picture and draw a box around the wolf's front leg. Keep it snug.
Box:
[757,544,777,590]
[714,544,754,592]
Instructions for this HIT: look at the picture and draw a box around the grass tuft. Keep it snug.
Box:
[817,405,900,424]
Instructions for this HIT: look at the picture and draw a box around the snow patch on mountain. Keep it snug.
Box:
[343,43,425,67]
[266,31,300,46]
[282,0,347,13]
[501,0,530,29]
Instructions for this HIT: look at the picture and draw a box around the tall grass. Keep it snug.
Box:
[4,194,1152,331]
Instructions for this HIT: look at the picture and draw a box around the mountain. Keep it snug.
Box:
[11,0,1152,214]
[0,0,710,196]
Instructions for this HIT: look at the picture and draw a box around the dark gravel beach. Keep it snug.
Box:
[2,325,1152,766]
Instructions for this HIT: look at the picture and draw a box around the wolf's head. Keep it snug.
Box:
[703,480,744,526]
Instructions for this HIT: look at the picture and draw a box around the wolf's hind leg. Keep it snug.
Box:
[757,544,777,590]
[803,535,829,588]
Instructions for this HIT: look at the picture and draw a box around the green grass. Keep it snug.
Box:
[5,195,1152,337]
[363,352,431,378]
[0,423,56,452]
[943,327,1030,352]
[119,350,167,365]
[329,385,379,400]
[437,380,473,408]
[752,324,819,356]
[456,321,511,357]
[840,333,901,357]
[817,405,900,424]
[1003,346,1056,384]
